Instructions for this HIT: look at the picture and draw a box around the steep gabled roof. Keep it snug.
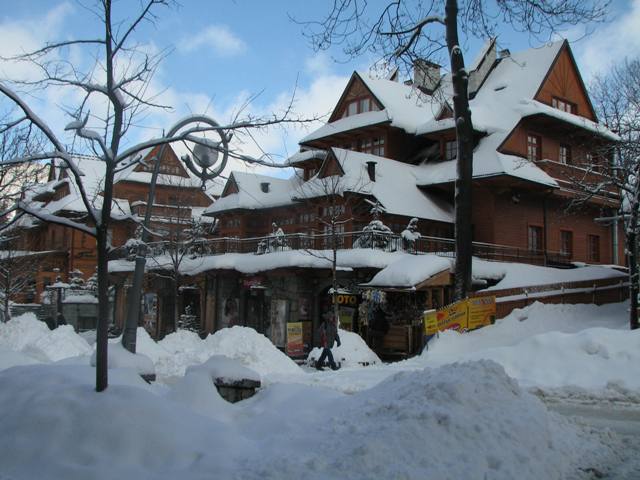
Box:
[301,71,442,144]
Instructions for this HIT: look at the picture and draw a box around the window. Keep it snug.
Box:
[359,98,371,113]
[360,136,385,156]
[585,152,593,165]
[372,137,385,156]
[559,145,571,164]
[528,225,543,253]
[552,97,576,114]
[527,134,541,161]
[445,140,457,161]
[347,101,358,117]
[588,235,600,262]
[560,230,573,257]
[342,97,378,118]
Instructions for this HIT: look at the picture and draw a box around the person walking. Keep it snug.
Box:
[316,313,341,371]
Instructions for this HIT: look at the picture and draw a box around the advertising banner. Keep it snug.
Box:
[468,296,496,330]
[286,322,304,356]
[423,296,495,336]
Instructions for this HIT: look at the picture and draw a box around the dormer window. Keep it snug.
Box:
[341,97,379,118]
[552,97,576,114]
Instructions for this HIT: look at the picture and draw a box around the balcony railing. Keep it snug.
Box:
[111,231,572,267]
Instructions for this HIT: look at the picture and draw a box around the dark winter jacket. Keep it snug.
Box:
[319,318,340,348]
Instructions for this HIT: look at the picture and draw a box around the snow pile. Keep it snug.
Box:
[135,326,302,380]
[0,345,40,370]
[0,364,244,480]
[0,360,615,480]
[247,361,612,480]
[419,302,640,392]
[92,341,155,375]
[203,326,302,378]
[307,329,381,368]
[166,356,246,421]
[0,313,93,364]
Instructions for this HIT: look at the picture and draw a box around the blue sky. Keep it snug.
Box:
[1,0,639,177]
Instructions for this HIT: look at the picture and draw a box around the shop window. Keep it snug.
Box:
[527,134,541,161]
[528,225,543,253]
[559,145,571,164]
[445,140,457,161]
[588,235,600,262]
[560,230,573,257]
[552,97,576,114]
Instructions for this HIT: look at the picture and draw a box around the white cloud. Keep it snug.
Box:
[178,25,246,56]
[567,0,640,80]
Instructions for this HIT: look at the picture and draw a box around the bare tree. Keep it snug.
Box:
[0,1,317,392]
[0,235,40,321]
[571,59,640,329]
[295,164,369,324]
[300,0,610,301]
[144,183,213,335]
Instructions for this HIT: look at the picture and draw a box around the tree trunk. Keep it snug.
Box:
[174,277,180,332]
[332,230,339,326]
[628,189,640,329]
[95,228,110,392]
[3,289,9,322]
[446,0,474,302]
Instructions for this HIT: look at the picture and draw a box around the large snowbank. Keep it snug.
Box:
[135,326,302,381]
[0,313,92,363]
[417,302,640,391]
[0,360,616,480]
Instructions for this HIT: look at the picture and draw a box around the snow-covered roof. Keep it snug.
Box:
[416,41,567,187]
[204,172,301,215]
[21,147,214,221]
[207,148,454,223]
[300,72,443,144]
[516,99,619,141]
[362,254,452,289]
[284,149,328,166]
[300,110,391,143]
[299,148,454,222]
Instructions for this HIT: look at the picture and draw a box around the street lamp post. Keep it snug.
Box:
[122,116,230,352]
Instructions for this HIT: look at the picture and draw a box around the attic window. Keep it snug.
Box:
[341,97,379,118]
[552,97,576,114]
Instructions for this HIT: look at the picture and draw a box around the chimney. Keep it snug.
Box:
[469,40,497,97]
[366,161,377,182]
[413,60,441,95]
[260,182,270,193]
[499,49,511,59]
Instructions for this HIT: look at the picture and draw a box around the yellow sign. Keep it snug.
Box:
[286,322,304,356]
[468,296,496,330]
[424,296,495,335]
[332,294,358,306]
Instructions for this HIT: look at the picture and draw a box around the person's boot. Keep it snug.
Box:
[315,362,324,371]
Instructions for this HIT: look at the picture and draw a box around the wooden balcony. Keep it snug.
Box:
[111,231,572,267]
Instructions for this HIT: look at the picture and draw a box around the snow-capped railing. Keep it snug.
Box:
[110,231,572,266]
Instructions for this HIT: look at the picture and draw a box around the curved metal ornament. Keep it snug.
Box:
[167,115,230,188]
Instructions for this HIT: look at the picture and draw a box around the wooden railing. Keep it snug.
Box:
[110,230,572,267]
